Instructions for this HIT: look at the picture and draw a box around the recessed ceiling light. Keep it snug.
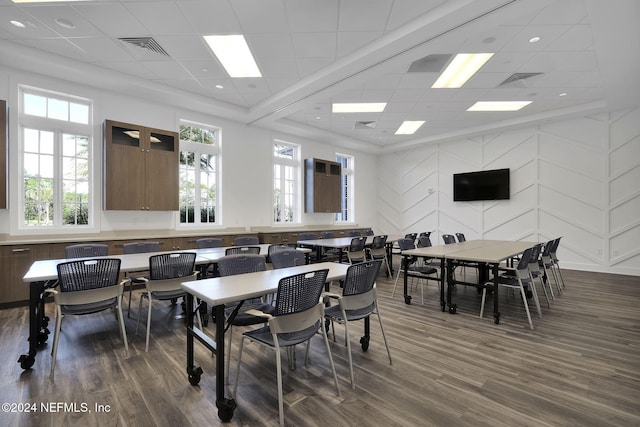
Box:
[432,53,494,89]
[215,84,223,89]
[559,92,568,97]
[529,36,541,43]
[10,20,26,28]
[395,120,425,135]
[467,101,532,111]
[203,35,261,78]
[55,18,75,29]
[332,103,386,113]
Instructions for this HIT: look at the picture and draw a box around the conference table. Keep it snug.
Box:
[180,261,350,422]
[401,240,538,324]
[17,244,306,370]
[297,235,401,272]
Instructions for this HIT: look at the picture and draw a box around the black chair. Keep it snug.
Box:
[345,236,367,264]
[392,238,439,304]
[196,238,224,278]
[270,248,306,269]
[367,235,392,277]
[298,232,321,262]
[225,246,261,255]
[136,252,201,351]
[216,254,274,381]
[49,258,128,378]
[232,268,340,427]
[64,244,109,258]
[324,260,392,389]
[348,230,361,237]
[233,236,259,245]
[442,234,456,244]
[123,241,161,317]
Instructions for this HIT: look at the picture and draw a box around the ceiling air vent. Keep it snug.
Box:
[118,37,170,57]
[498,72,543,87]
[407,54,452,73]
[354,121,377,130]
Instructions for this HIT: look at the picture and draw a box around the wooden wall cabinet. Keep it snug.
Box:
[0,244,51,305]
[305,158,341,213]
[104,120,179,211]
[1,100,6,209]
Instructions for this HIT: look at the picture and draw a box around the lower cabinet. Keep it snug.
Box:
[0,244,51,305]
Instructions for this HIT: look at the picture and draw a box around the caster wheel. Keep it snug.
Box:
[360,336,370,352]
[170,298,177,305]
[36,332,49,346]
[440,303,446,312]
[188,366,203,385]
[448,304,457,314]
[404,295,412,305]
[494,312,501,324]
[19,355,35,370]
[217,398,237,422]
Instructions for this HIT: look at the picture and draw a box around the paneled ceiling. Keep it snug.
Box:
[0,0,638,153]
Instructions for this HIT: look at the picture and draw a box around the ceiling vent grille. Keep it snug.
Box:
[118,37,170,57]
[498,72,543,87]
[354,121,377,130]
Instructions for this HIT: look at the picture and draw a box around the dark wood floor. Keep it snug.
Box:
[1,264,639,427]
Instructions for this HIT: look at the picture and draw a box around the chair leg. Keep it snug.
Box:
[479,286,487,318]
[518,283,534,330]
[145,294,153,352]
[274,343,285,427]
[320,323,341,398]
[225,326,233,383]
[529,279,543,318]
[342,316,355,389]
[375,307,392,365]
[391,267,402,297]
[50,306,63,379]
[232,336,246,398]
[116,296,129,357]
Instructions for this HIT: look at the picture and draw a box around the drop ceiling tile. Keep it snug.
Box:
[153,35,211,61]
[336,31,383,57]
[259,58,300,78]
[284,0,338,33]
[296,57,335,77]
[0,6,60,38]
[122,1,193,35]
[22,38,85,59]
[72,3,145,37]
[70,37,134,63]
[231,0,288,34]
[18,5,101,38]
[291,32,336,58]
[338,0,392,32]
[176,0,241,34]
[530,0,589,25]
[247,33,295,58]
[386,0,446,30]
[139,60,192,80]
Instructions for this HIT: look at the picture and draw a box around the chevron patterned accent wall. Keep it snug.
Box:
[378,107,640,276]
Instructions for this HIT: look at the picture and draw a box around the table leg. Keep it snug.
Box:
[18,280,50,370]
[439,258,446,312]
[446,259,457,314]
[492,263,501,324]
[386,243,394,276]
[360,316,371,351]
[402,256,412,304]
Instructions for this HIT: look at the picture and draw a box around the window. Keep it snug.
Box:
[336,153,354,222]
[19,87,92,229]
[178,121,219,226]
[273,140,300,223]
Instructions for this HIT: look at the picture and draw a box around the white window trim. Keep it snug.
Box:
[273,139,301,225]
[336,152,355,224]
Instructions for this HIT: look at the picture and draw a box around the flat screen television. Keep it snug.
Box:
[453,168,510,201]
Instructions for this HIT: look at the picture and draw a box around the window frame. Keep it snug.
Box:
[335,152,355,223]
[14,85,95,234]
[272,139,301,225]
[177,119,221,229]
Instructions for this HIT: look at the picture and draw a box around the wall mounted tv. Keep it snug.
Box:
[453,168,510,201]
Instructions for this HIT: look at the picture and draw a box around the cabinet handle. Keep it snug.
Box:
[12,248,31,253]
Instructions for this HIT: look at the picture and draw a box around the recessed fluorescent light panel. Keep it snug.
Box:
[203,35,261,78]
[467,101,532,111]
[431,53,494,88]
[332,103,386,113]
[11,0,85,2]
[395,120,425,135]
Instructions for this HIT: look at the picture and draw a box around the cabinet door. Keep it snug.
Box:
[104,120,146,210]
[146,127,179,211]
[0,244,50,304]
[311,159,341,213]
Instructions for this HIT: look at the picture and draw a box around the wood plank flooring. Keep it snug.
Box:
[1,265,639,426]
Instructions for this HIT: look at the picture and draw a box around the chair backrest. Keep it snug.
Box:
[123,241,160,254]
[442,234,456,244]
[65,244,109,259]
[268,244,294,257]
[321,231,334,239]
[217,254,266,276]
[348,230,361,237]
[514,247,534,280]
[274,269,329,317]
[225,246,261,255]
[396,238,416,251]
[404,233,417,242]
[342,260,382,297]
[270,249,306,269]
[455,233,466,242]
[57,258,121,293]
[370,235,388,250]
[299,232,318,241]
[364,229,375,236]
[234,236,259,245]
[148,252,196,280]
[417,235,432,248]
[348,236,366,252]
[528,244,543,273]
[550,237,562,259]
[196,237,224,249]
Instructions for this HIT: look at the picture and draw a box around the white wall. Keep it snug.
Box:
[0,65,378,237]
[378,107,640,276]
